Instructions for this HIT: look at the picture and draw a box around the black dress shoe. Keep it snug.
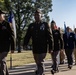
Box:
[68,65,72,69]
[51,70,54,75]
[35,73,45,75]
[75,63,76,65]
[35,70,38,75]
[60,61,64,64]
[35,70,45,75]
[51,69,59,75]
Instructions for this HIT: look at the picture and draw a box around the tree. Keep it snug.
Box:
[4,0,53,53]
[0,0,6,10]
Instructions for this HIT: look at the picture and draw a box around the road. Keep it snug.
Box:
[9,59,76,75]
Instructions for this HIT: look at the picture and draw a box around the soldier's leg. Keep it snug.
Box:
[60,50,65,64]
[65,49,69,65]
[33,54,39,74]
[52,51,59,71]
[51,51,59,75]
[33,53,46,75]
[68,49,73,65]
[0,61,6,75]
[0,52,9,75]
[57,51,60,65]
[74,48,76,64]
[65,49,73,69]
[38,53,46,75]
[6,65,9,75]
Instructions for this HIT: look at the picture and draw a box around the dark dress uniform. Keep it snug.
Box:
[0,20,15,75]
[23,21,52,75]
[63,32,75,68]
[51,29,63,72]
[74,33,76,64]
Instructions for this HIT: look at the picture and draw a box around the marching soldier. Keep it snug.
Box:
[50,20,63,74]
[58,27,65,64]
[23,9,53,75]
[63,27,75,69]
[74,28,76,65]
[0,10,15,75]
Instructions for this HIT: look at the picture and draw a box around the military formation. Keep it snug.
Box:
[23,9,76,75]
[0,9,76,75]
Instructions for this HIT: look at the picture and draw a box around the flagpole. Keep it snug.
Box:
[10,51,12,69]
[9,0,16,69]
[73,25,75,30]
[64,21,67,33]
[9,0,12,69]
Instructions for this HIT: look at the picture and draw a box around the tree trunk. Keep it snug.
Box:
[17,37,21,53]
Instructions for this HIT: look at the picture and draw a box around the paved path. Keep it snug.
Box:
[8,59,76,75]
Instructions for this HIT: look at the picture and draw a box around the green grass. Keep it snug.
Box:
[6,50,51,68]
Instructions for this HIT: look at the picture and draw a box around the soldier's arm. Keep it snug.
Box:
[59,31,63,49]
[7,22,15,52]
[23,24,32,48]
[46,23,53,52]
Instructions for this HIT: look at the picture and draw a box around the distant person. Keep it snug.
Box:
[74,28,76,65]
[23,9,53,75]
[63,27,75,69]
[58,27,65,64]
[50,20,63,74]
[0,10,15,75]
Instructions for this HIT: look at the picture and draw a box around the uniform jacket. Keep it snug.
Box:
[75,33,76,48]
[52,29,63,51]
[0,20,15,53]
[63,32,75,49]
[23,21,53,53]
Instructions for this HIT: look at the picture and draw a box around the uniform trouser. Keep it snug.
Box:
[65,49,74,65]
[51,51,59,71]
[74,48,76,63]
[0,52,9,75]
[33,53,46,75]
[60,50,65,63]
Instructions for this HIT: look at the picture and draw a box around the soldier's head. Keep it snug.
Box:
[74,28,76,33]
[34,9,42,22]
[66,26,70,32]
[51,20,56,30]
[0,10,5,22]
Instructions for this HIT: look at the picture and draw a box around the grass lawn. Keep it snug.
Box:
[6,50,51,68]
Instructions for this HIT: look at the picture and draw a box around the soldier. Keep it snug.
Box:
[23,9,53,75]
[50,20,63,74]
[74,28,76,65]
[58,27,65,64]
[0,10,15,75]
[63,27,75,69]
